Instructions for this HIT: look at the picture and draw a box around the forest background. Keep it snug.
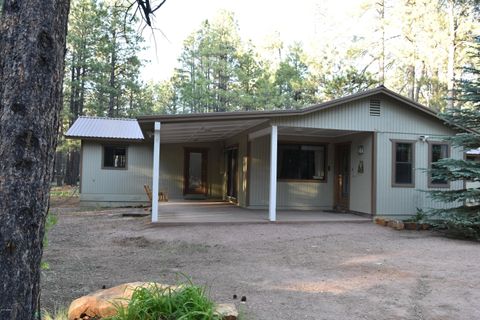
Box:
[56,0,479,185]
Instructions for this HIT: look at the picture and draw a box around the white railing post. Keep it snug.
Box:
[152,122,161,222]
[269,125,278,222]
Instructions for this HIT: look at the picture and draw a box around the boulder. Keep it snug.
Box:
[374,217,389,226]
[387,219,404,230]
[215,303,238,320]
[394,220,405,230]
[67,282,171,320]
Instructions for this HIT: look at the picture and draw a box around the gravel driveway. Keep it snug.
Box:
[41,210,480,320]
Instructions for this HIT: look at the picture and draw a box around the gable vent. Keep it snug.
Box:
[369,99,381,116]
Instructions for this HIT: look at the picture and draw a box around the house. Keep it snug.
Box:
[65,86,463,222]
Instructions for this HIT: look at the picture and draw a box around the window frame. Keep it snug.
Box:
[102,145,128,170]
[391,139,416,188]
[428,141,451,188]
[277,141,328,183]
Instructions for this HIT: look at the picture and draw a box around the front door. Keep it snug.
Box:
[226,148,238,200]
[334,143,350,211]
[184,148,208,195]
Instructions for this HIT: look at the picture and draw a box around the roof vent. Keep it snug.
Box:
[369,99,381,116]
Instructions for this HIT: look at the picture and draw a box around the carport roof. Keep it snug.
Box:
[154,118,267,143]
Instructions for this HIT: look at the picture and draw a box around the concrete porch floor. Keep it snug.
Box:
[144,200,371,225]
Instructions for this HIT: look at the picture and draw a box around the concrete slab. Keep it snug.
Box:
[140,200,371,226]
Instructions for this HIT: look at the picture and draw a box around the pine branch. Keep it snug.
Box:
[428,188,480,202]
[444,133,480,149]
[441,108,480,131]
[428,158,480,182]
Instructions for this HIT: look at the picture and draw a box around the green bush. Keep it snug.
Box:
[428,206,480,240]
[106,282,221,320]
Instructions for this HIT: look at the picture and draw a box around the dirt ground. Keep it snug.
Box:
[42,209,480,320]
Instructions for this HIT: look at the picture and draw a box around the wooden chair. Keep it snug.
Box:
[144,185,168,203]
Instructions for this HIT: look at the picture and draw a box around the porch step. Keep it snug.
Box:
[149,218,371,227]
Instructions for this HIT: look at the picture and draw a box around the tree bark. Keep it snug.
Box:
[408,64,415,100]
[108,29,117,117]
[69,54,77,123]
[0,0,70,319]
[414,60,425,103]
[65,149,80,186]
[377,0,385,85]
[54,151,65,186]
[447,0,457,109]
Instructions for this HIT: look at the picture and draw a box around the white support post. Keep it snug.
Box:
[269,125,278,222]
[151,122,161,223]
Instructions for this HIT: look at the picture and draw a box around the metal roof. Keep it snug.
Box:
[65,116,144,140]
[137,86,441,124]
[467,148,480,155]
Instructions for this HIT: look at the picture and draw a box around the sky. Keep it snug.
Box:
[138,0,364,82]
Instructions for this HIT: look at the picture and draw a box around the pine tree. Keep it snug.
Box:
[274,43,317,109]
[175,12,241,113]
[425,36,480,239]
[62,0,102,185]
[96,1,143,117]
[235,41,275,111]
[322,67,378,100]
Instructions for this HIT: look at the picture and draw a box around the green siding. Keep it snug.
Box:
[375,132,463,217]
[271,97,456,136]
[81,142,152,206]
[80,141,223,206]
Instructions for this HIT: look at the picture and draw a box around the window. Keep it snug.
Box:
[278,143,327,181]
[392,141,415,187]
[429,142,450,187]
[103,146,127,169]
[467,154,479,162]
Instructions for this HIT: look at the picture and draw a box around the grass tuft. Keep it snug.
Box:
[41,308,68,320]
[106,280,221,320]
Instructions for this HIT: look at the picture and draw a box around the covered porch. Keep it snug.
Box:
[139,115,375,223]
[147,200,370,225]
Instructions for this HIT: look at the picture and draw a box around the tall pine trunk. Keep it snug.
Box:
[108,29,117,117]
[408,64,416,100]
[65,149,80,185]
[447,0,457,109]
[0,1,70,319]
[377,0,385,85]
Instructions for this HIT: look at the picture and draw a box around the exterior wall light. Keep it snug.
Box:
[357,145,364,155]
[419,135,429,142]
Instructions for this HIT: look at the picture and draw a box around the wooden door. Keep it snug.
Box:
[184,148,208,195]
[334,143,351,211]
[226,148,238,200]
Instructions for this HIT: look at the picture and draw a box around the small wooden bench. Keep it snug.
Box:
[144,185,168,202]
